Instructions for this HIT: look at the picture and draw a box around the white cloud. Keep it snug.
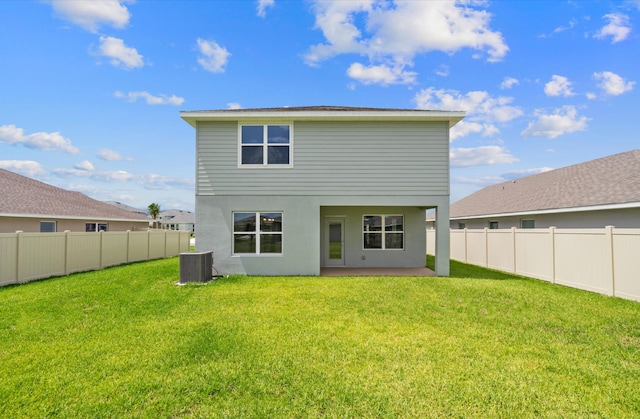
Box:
[435,65,449,77]
[0,160,46,177]
[593,71,635,95]
[500,77,519,90]
[346,62,416,85]
[98,36,144,69]
[0,124,79,154]
[304,0,508,85]
[196,38,230,73]
[594,13,632,43]
[227,102,242,109]
[53,168,194,190]
[415,87,522,140]
[75,160,95,171]
[544,75,575,97]
[50,0,132,33]
[257,0,275,18]
[114,91,184,105]
[521,106,589,139]
[450,146,518,168]
[501,167,553,180]
[97,148,133,161]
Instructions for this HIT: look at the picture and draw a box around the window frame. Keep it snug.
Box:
[362,214,404,250]
[232,211,283,256]
[520,219,535,229]
[238,123,293,168]
[86,222,108,232]
[40,221,56,233]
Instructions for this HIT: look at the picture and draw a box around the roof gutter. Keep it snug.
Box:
[449,201,640,221]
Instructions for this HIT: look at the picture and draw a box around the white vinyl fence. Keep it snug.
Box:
[427,227,640,302]
[0,230,191,287]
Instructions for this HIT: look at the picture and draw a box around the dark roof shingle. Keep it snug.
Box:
[451,150,640,218]
[0,169,150,221]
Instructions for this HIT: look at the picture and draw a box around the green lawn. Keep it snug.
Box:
[1,258,639,417]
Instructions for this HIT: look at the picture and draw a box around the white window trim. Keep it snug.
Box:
[86,222,109,232]
[237,122,293,168]
[362,214,405,251]
[232,211,283,256]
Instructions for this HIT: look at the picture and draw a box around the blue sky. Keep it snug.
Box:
[1,0,638,212]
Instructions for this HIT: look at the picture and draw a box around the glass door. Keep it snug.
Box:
[325,219,344,266]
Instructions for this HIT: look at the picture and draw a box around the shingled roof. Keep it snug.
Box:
[450,150,640,219]
[0,169,150,221]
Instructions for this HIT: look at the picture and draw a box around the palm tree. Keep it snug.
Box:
[148,203,160,229]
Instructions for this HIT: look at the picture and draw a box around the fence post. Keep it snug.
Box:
[99,230,104,269]
[147,230,151,261]
[605,225,615,297]
[550,226,556,284]
[484,227,489,268]
[463,228,468,263]
[511,227,517,274]
[15,231,22,284]
[64,230,71,275]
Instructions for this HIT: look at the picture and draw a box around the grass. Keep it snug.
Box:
[1,258,639,417]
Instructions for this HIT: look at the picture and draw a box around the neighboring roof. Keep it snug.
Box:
[180,105,465,128]
[158,209,195,224]
[448,150,640,219]
[104,201,148,216]
[0,169,150,222]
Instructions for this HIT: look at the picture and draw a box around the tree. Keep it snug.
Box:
[148,203,160,229]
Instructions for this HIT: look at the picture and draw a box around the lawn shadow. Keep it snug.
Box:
[426,255,527,280]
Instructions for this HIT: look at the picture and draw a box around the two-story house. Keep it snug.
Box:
[180,106,464,276]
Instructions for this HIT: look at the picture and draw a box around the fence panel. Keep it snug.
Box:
[166,232,181,257]
[466,229,487,267]
[514,229,554,282]
[128,232,150,262]
[0,235,18,286]
[18,233,67,283]
[101,232,129,268]
[612,230,640,301]
[66,232,102,274]
[487,229,515,272]
[149,231,167,259]
[449,230,466,261]
[554,229,613,295]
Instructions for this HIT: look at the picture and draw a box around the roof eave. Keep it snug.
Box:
[180,110,466,128]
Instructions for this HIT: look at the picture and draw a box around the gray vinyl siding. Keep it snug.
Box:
[196,120,449,196]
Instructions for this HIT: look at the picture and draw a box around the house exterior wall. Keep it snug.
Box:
[196,120,450,196]
[0,217,149,233]
[448,207,640,229]
[194,117,452,276]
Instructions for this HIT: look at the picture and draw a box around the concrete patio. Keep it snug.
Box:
[320,267,435,277]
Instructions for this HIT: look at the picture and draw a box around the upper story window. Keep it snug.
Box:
[239,124,292,167]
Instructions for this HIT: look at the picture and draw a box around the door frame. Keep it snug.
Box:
[324,217,345,267]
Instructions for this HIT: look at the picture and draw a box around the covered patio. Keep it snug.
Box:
[320,267,435,277]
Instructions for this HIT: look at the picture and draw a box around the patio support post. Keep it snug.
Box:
[435,203,450,276]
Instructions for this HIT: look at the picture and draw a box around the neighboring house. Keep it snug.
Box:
[104,201,149,217]
[0,169,150,233]
[180,106,464,276]
[158,209,195,233]
[431,150,640,230]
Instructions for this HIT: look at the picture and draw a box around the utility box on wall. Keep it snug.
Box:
[179,251,213,283]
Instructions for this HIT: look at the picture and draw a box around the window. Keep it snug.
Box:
[521,219,535,229]
[40,221,56,233]
[233,212,282,254]
[458,222,466,229]
[363,215,404,250]
[86,223,108,232]
[239,124,292,166]
[489,221,499,229]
